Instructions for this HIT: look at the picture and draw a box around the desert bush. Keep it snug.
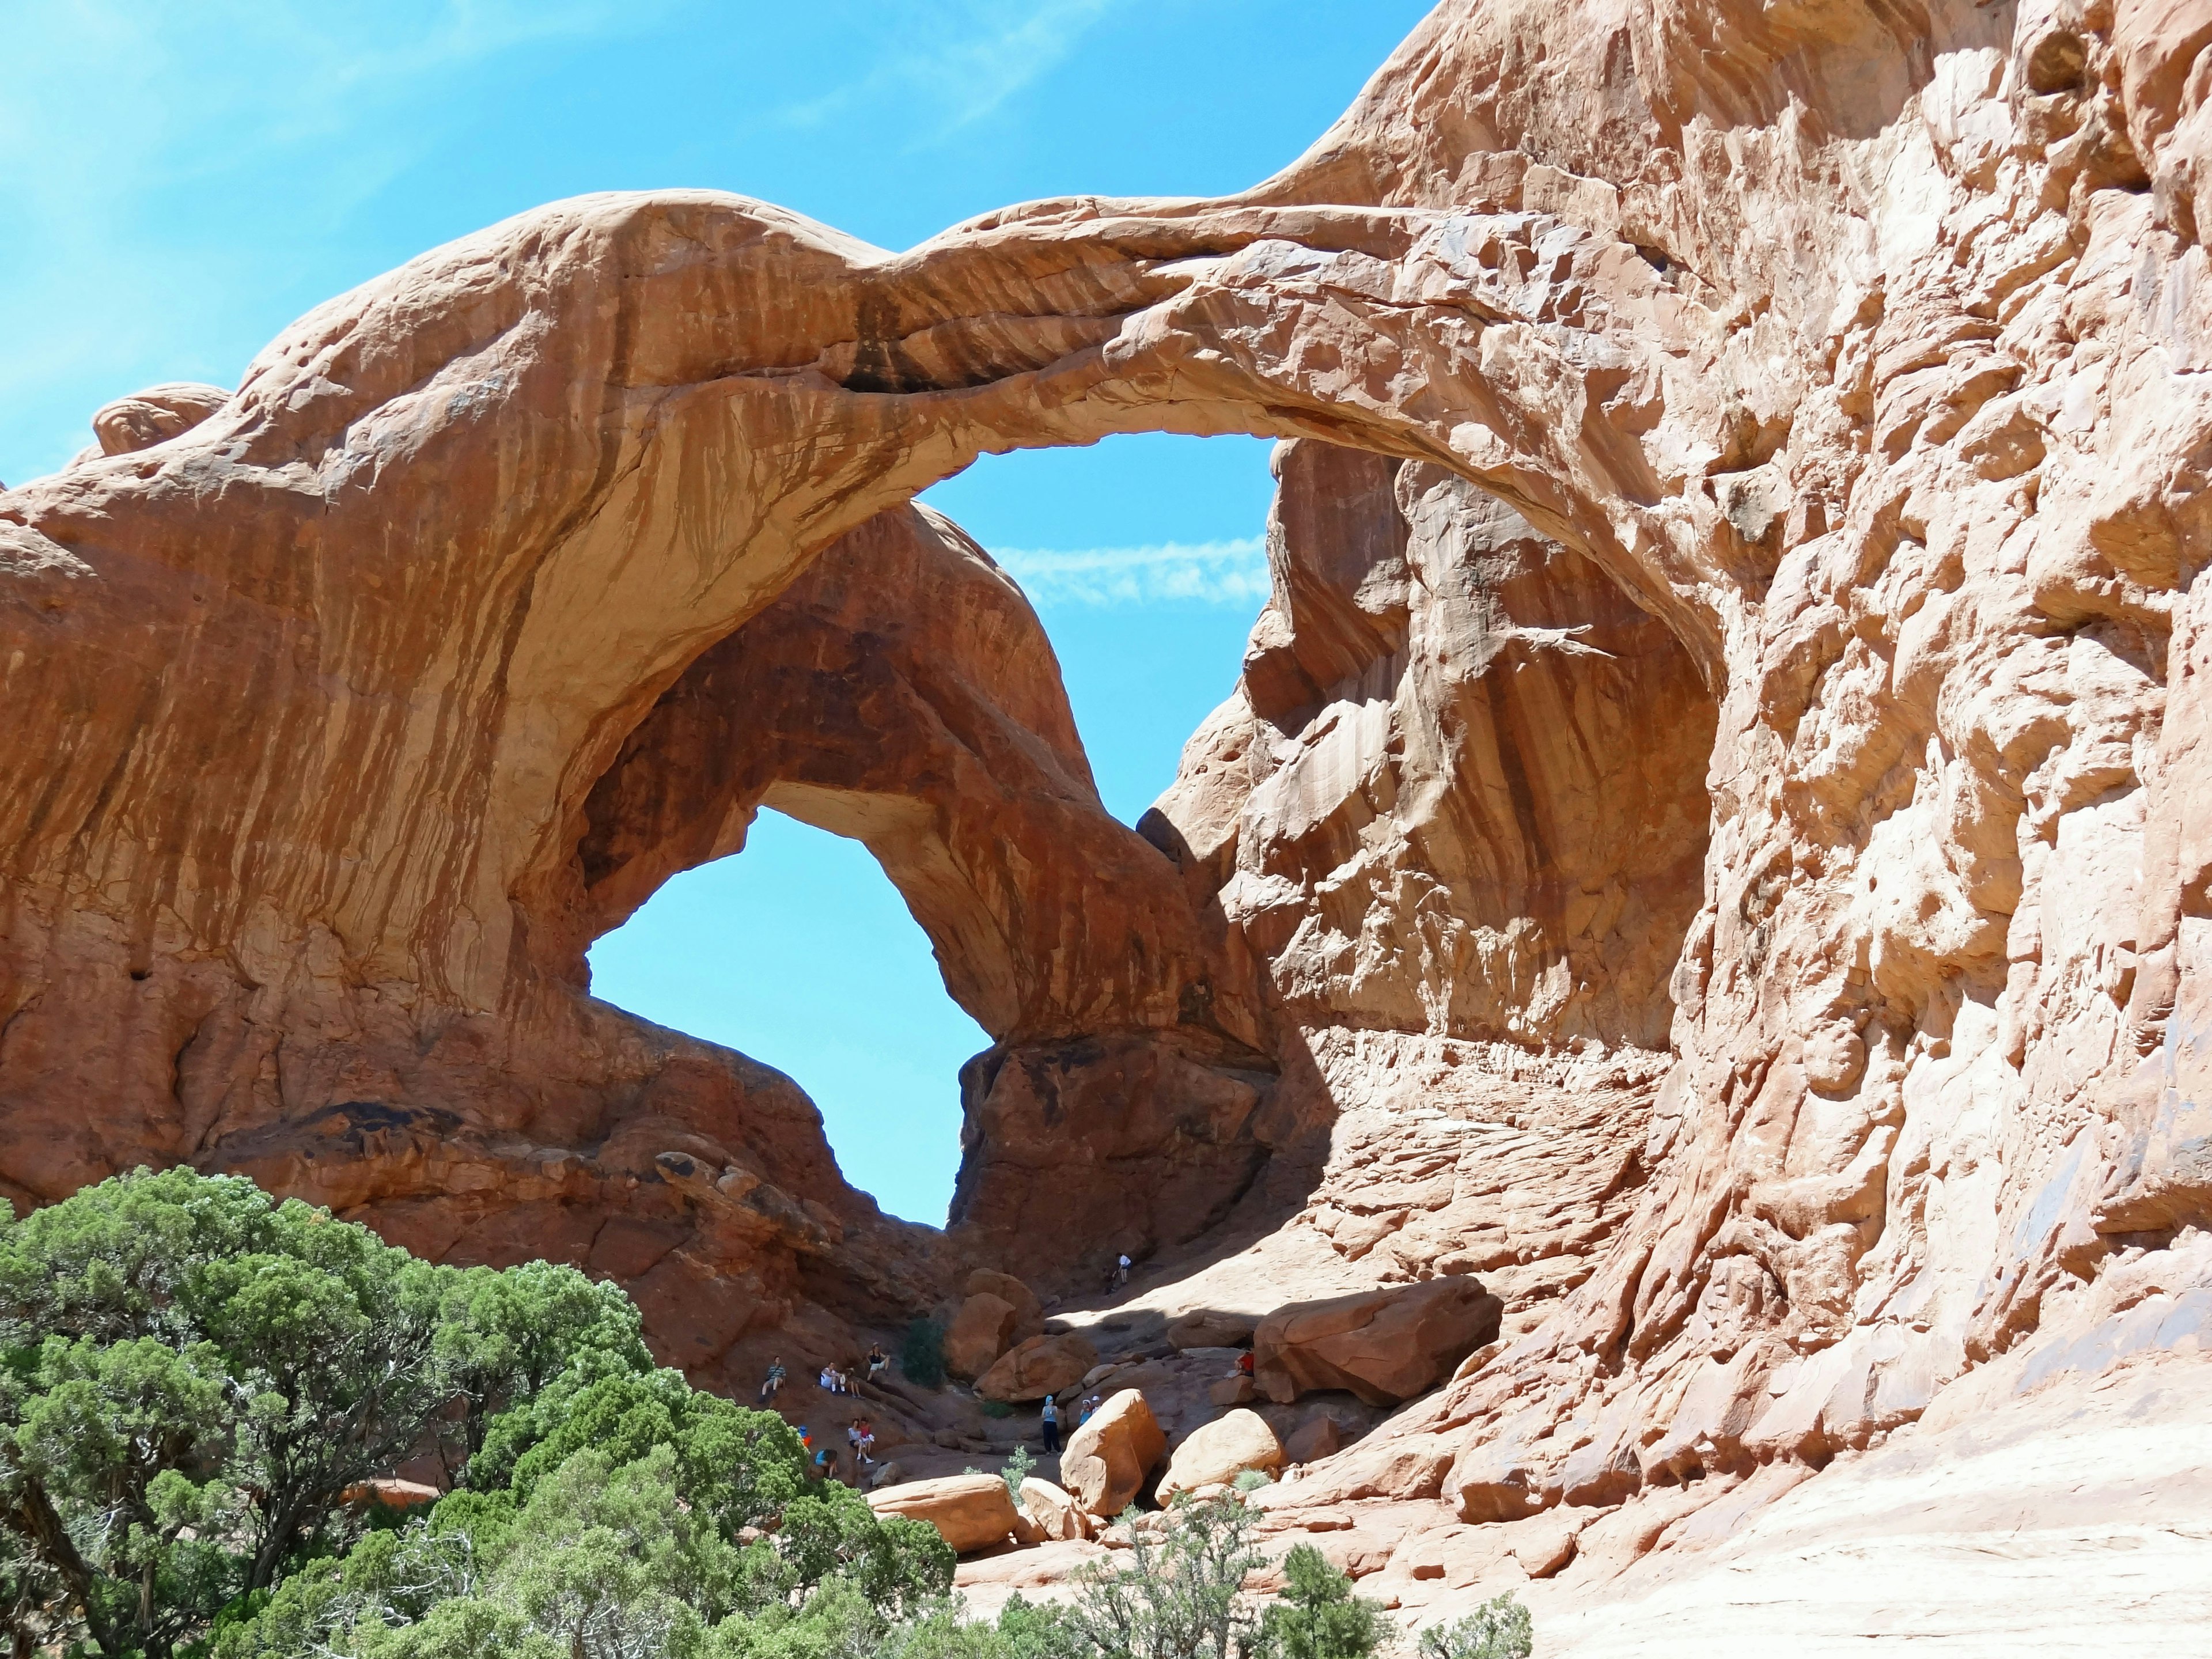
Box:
[1415,1593,1533,1659]
[902,1319,948,1388]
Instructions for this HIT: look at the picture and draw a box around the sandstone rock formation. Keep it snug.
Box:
[976,1332,1098,1402]
[8,0,2212,1644]
[866,1472,1024,1556]
[1058,1390,1168,1518]
[1018,1478,1094,1543]
[1253,1278,1504,1407]
[944,1293,1023,1380]
[1155,1408,1286,1501]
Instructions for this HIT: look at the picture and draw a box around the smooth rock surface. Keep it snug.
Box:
[1058,1389,1167,1519]
[976,1332,1099,1403]
[944,1293,1022,1380]
[868,1473,1024,1556]
[1156,1409,1286,1501]
[1255,1278,1503,1406]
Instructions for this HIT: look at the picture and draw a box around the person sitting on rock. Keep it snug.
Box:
[818,1365,837,1393]
[813,1443,839,1482]
[849,1418,876,1464]
[1237,1350,1254,1377]
[866,1344,889,1380]
[759,1357,786,1406]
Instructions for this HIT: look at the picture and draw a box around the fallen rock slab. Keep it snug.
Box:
[1254,1277,1502,1406]
[1020,1476,1094,1541]
[869,1472,1024,1555]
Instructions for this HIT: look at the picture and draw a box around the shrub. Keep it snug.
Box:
[1063,1492,1270,1659]
[1257,1544,1388,1659]
[1001,1444,1036,1509]
[902,1317,948,1388]
[0,1166,651,1658]
[982,1397,1015,1419]
[1416,1592,1533,1659]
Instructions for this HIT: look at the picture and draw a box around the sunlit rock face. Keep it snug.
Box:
[7,0,2212,1640]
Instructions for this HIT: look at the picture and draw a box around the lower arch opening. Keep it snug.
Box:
[585,807,987,1227]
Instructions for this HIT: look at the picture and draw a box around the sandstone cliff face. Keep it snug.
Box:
[7,0,2212,1642]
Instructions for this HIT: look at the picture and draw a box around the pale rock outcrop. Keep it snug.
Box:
[1156,1408,1286,1500]
[867,1472,1024,1556]
[1058,1389,1168,1518]
[1254,1277,1503,1406]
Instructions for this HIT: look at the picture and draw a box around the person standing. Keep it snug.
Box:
[1040,1393,1060,1454]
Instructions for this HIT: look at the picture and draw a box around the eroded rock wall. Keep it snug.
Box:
[5,0,2212,1638]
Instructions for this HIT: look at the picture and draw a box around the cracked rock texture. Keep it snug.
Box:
[7,0,2212,1644]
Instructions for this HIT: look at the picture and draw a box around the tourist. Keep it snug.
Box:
[1040,1393,1060,1454]
[813,1442,839,1482]
[1115,1252,1132,1289]
[1078,1393,1101,1427]
[759,1356,786,1406]
[866,1343,889,1380]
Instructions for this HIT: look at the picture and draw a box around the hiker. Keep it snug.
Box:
[1040,1393,1061,1454]
[1114,1253,1132,1290]
[813,1443,839,1482]
[866,1343,889,1381]
[758,1356,787,1406]
[1078,1393,1101,1427]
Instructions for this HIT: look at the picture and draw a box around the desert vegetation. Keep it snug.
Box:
[1,1170,1527,1658]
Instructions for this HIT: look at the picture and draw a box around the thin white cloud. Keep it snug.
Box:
[773,0,1123,140]
[997,536,1271,607]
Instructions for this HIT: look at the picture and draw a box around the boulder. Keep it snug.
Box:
[1166,1309,1258,1350]
[966,1268,1046,1338]
[978,1332,1100,1402]
[1156,1410,1286,1501]
[1283,1414,1347,1465]
[868,1473,1024,1555]
[1059,1389,1167,1517]
[1020,1477,1093,1541]
[1208,1375,1257,1407]
[90,381,229,457]
[1253,1278,1502,1406]
[944,1292,1021,1378]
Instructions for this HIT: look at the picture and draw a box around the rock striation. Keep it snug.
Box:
[6,0,2212,1645]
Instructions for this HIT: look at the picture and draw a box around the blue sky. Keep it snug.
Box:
[5,0,1433,1223]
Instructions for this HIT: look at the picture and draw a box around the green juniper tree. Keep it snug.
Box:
[1415,1593,1533,1659]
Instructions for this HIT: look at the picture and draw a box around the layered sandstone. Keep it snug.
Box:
[6,0,2212,1646]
